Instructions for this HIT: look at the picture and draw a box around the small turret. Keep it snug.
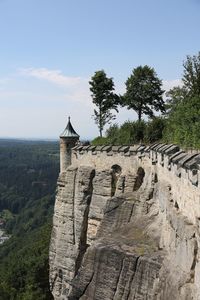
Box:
[60,117,79,173]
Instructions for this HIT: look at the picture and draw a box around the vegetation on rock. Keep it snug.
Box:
[92,117,166,145]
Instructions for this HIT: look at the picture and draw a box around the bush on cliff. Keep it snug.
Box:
[91,121,146,145]
[91,117,166,145]
[145,117,166,144]
[91,136,109,146]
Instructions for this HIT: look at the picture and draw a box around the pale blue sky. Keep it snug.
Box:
[0,0,200,139]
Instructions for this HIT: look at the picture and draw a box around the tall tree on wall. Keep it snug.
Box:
[123,65,165,121]
[89,70,119,137]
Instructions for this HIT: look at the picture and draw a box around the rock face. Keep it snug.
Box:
[49,166,95,298]
[49,145,200,299]
[68,192,164,300]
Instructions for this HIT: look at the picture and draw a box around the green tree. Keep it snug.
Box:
[162,52,200,149]
[165,86,188,114]
[123,65,165,121]
[145,117,166,143]
[183,52,200,96]
[105,124,119,144]
[89,70,119,137]
[163,95,200,149]
[118,121,146,144]
[165,52,200,115]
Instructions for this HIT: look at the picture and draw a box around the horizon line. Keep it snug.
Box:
[0,136,93,141]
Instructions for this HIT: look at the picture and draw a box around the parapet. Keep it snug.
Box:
[149,143,200,186]
[72,144,146,156]
[72,143,200,187]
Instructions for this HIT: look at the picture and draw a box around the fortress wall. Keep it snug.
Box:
[150,144,200,225]
[71,145,146,173]
[72,143,200,225]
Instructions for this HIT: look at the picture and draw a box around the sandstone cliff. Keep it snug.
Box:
[50,144,200,299]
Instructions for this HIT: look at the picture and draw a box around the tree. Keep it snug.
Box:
[183,52,200,96]
[123,65,165,121]
[89,70,119,137]
[145,117,166,143]
[162,52,200,149]
[163,95,200,149]
[165,86,188,114]
[164,52,200,116]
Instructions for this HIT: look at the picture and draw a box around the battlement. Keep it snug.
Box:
[72,143,146,156]
[149,143,200,187]
[72,143,200,187]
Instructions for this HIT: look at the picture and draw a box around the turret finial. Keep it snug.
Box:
[60,117,79,138]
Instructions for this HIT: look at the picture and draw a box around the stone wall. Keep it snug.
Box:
[50,143,200,299]
[72,143,200,224]
[71,145,146,172]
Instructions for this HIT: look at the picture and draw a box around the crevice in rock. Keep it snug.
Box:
[111,164,122,196]
[174,201,179,210]
[147,187,154,201]
[69,271,95,300]
[133,167,145,191]
[112,256,125,299]
[154,173,158,183]
[128,203,135,223]
[121,176,125,193]
[126,256,140,300]
[189,238,198,282]
[72,169,78,245]
[75,169,95,275]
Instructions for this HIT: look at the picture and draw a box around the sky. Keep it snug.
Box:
[0,0,200,139]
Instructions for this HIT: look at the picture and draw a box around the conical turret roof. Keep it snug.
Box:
[60,117,79,138]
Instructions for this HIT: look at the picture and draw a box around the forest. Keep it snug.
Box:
[0,139,59,300]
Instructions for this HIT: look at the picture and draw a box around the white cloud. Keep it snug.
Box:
[17,67,93,107]
[162,79,183,92]
[19,67,83,87]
